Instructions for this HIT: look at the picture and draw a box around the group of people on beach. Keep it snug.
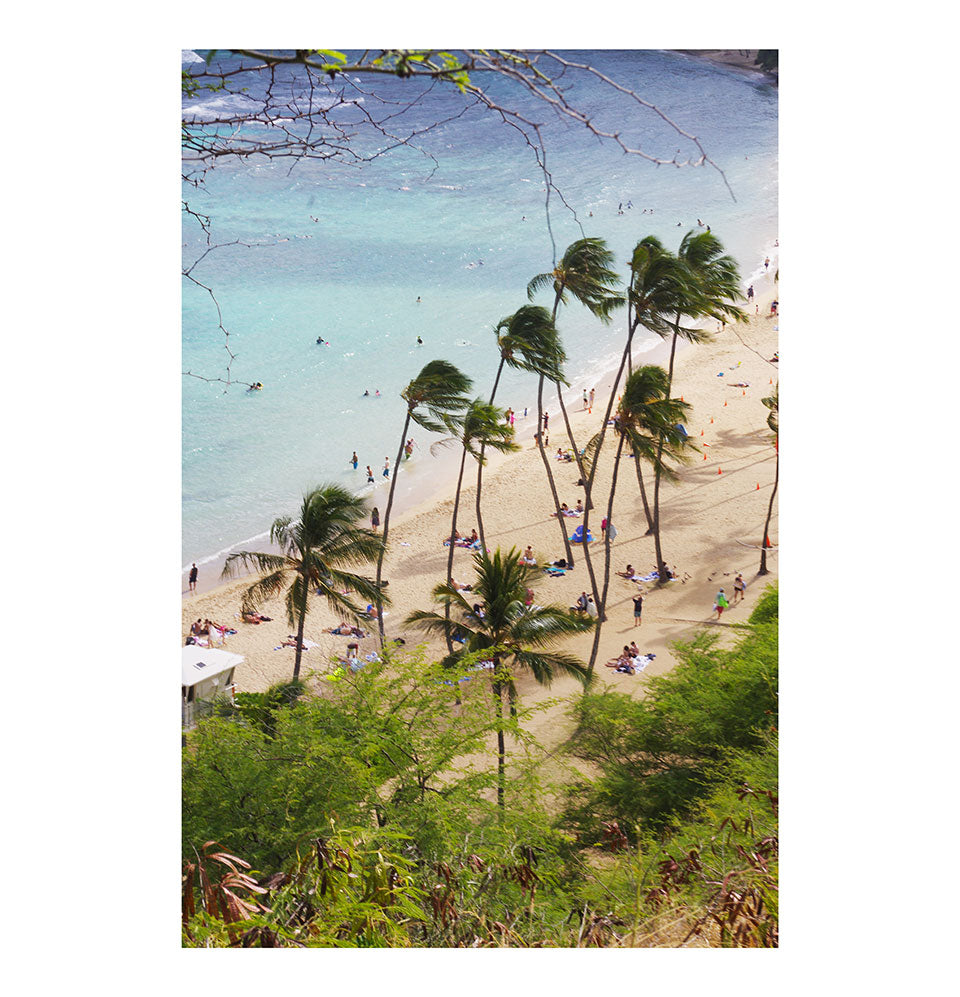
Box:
[351,441,416,488]
[713,574,746,618]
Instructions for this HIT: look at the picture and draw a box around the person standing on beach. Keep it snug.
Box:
[371,506,380,531]
[632,593,643,627]
[589,387,595,409]
[383,457,390,478]
[366,465,375,483]
[747,285,754,302]
[189,563,198,593]
[543,411,549,431]
[764,257,770,271]
[351,451,358,470]
[582,389,589,410]
[714,588,729,619]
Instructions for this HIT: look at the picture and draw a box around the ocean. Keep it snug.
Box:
[182,49,778,575]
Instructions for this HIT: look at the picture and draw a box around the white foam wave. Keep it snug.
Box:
[182,49,204,65]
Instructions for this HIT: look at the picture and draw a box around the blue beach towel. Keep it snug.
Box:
[571,525,594,543]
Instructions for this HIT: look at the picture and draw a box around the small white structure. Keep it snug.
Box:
[182,646,243,728]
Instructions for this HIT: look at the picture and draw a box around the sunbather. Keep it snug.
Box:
[617,565,636,579]
[241,610,272,624]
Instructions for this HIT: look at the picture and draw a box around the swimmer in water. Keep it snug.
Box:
[351,451,358,470]
[363,389,370,397]
[248,382,262,391]
[416,296,421,303]
[366,465,374,483]
[417,336,423,345]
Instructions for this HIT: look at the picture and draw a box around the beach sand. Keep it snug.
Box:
[182,276,779,751]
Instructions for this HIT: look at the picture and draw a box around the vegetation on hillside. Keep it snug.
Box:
[183,586,778,947]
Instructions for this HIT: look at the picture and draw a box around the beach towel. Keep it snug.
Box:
[571,525,594,543]
[635,570,659,583]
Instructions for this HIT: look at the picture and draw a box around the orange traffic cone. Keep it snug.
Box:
[724,401,728,407]
[718,467,722,475]
[710,417,714,424]
[703,453,707,460]
[681,395,684,401]
[700,429,704,436]
[742,390,746,396]
[756,482,760,490]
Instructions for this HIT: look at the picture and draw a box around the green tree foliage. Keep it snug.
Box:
[565,584,778,835]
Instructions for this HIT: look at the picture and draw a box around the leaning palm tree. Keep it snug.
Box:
[526,237,624,499]
[375,360,473,644]
[476,306,556,548]
[585,367,695,673]
[650,231,744,581]
[222,485,386,681]
[577,237,687,582]
[405,547,595,810]
[531,323,580,569]
[444,399,519,653]
[759,384,778,576]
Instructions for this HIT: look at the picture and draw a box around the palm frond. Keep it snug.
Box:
[526,271,558,302]
[238,569,289,616]
[222,550,289,581]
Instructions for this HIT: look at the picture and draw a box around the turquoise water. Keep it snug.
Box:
[182,50,778,571]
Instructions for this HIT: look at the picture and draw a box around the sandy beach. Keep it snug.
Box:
[183,272,779,743]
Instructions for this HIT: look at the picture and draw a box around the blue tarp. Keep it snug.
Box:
[571,525,594,543]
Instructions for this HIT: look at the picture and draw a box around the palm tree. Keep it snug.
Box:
[375,360,473,644]
[759,384,778,576]
[531,323,579,569]
[650,231,744,582]
[405,547,594,809]
[608,369,695,650]
[576,237,686,589]
[445,399,519,653]
[476,306,556,548]
[526,238,624,499]
[222,485,386,681]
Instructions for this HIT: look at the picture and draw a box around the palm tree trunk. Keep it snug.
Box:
[291,571,309,681]
[759,452,778,575]
[476,357,506,551]
[555,381,602,609]
[535,374,575,568]
[652,318,682,581]
[493,654,505,814]
[632,441,655,533]
[445,448,469,654]
[580,319,638,650]
[376,409,412,645]
[586,431,626,675]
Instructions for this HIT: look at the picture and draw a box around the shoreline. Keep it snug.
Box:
[183,251,779,704]
[183,245,780,600]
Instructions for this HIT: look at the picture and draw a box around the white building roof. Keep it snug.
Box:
[182,646,244,688]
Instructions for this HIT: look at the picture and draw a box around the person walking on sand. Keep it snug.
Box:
[188,563,198,593]
[589,387,595,409]
[713,588,729,619]
[351,451,358,470]
[582,389,589,410]
[747,285,754,302]
[543,411,549,431]
[371,506,380,531]
[632,593,643,627]
[383,457,390,478]
[733,573,746,603]
[764,256,770,271]
[366,465,375,483]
